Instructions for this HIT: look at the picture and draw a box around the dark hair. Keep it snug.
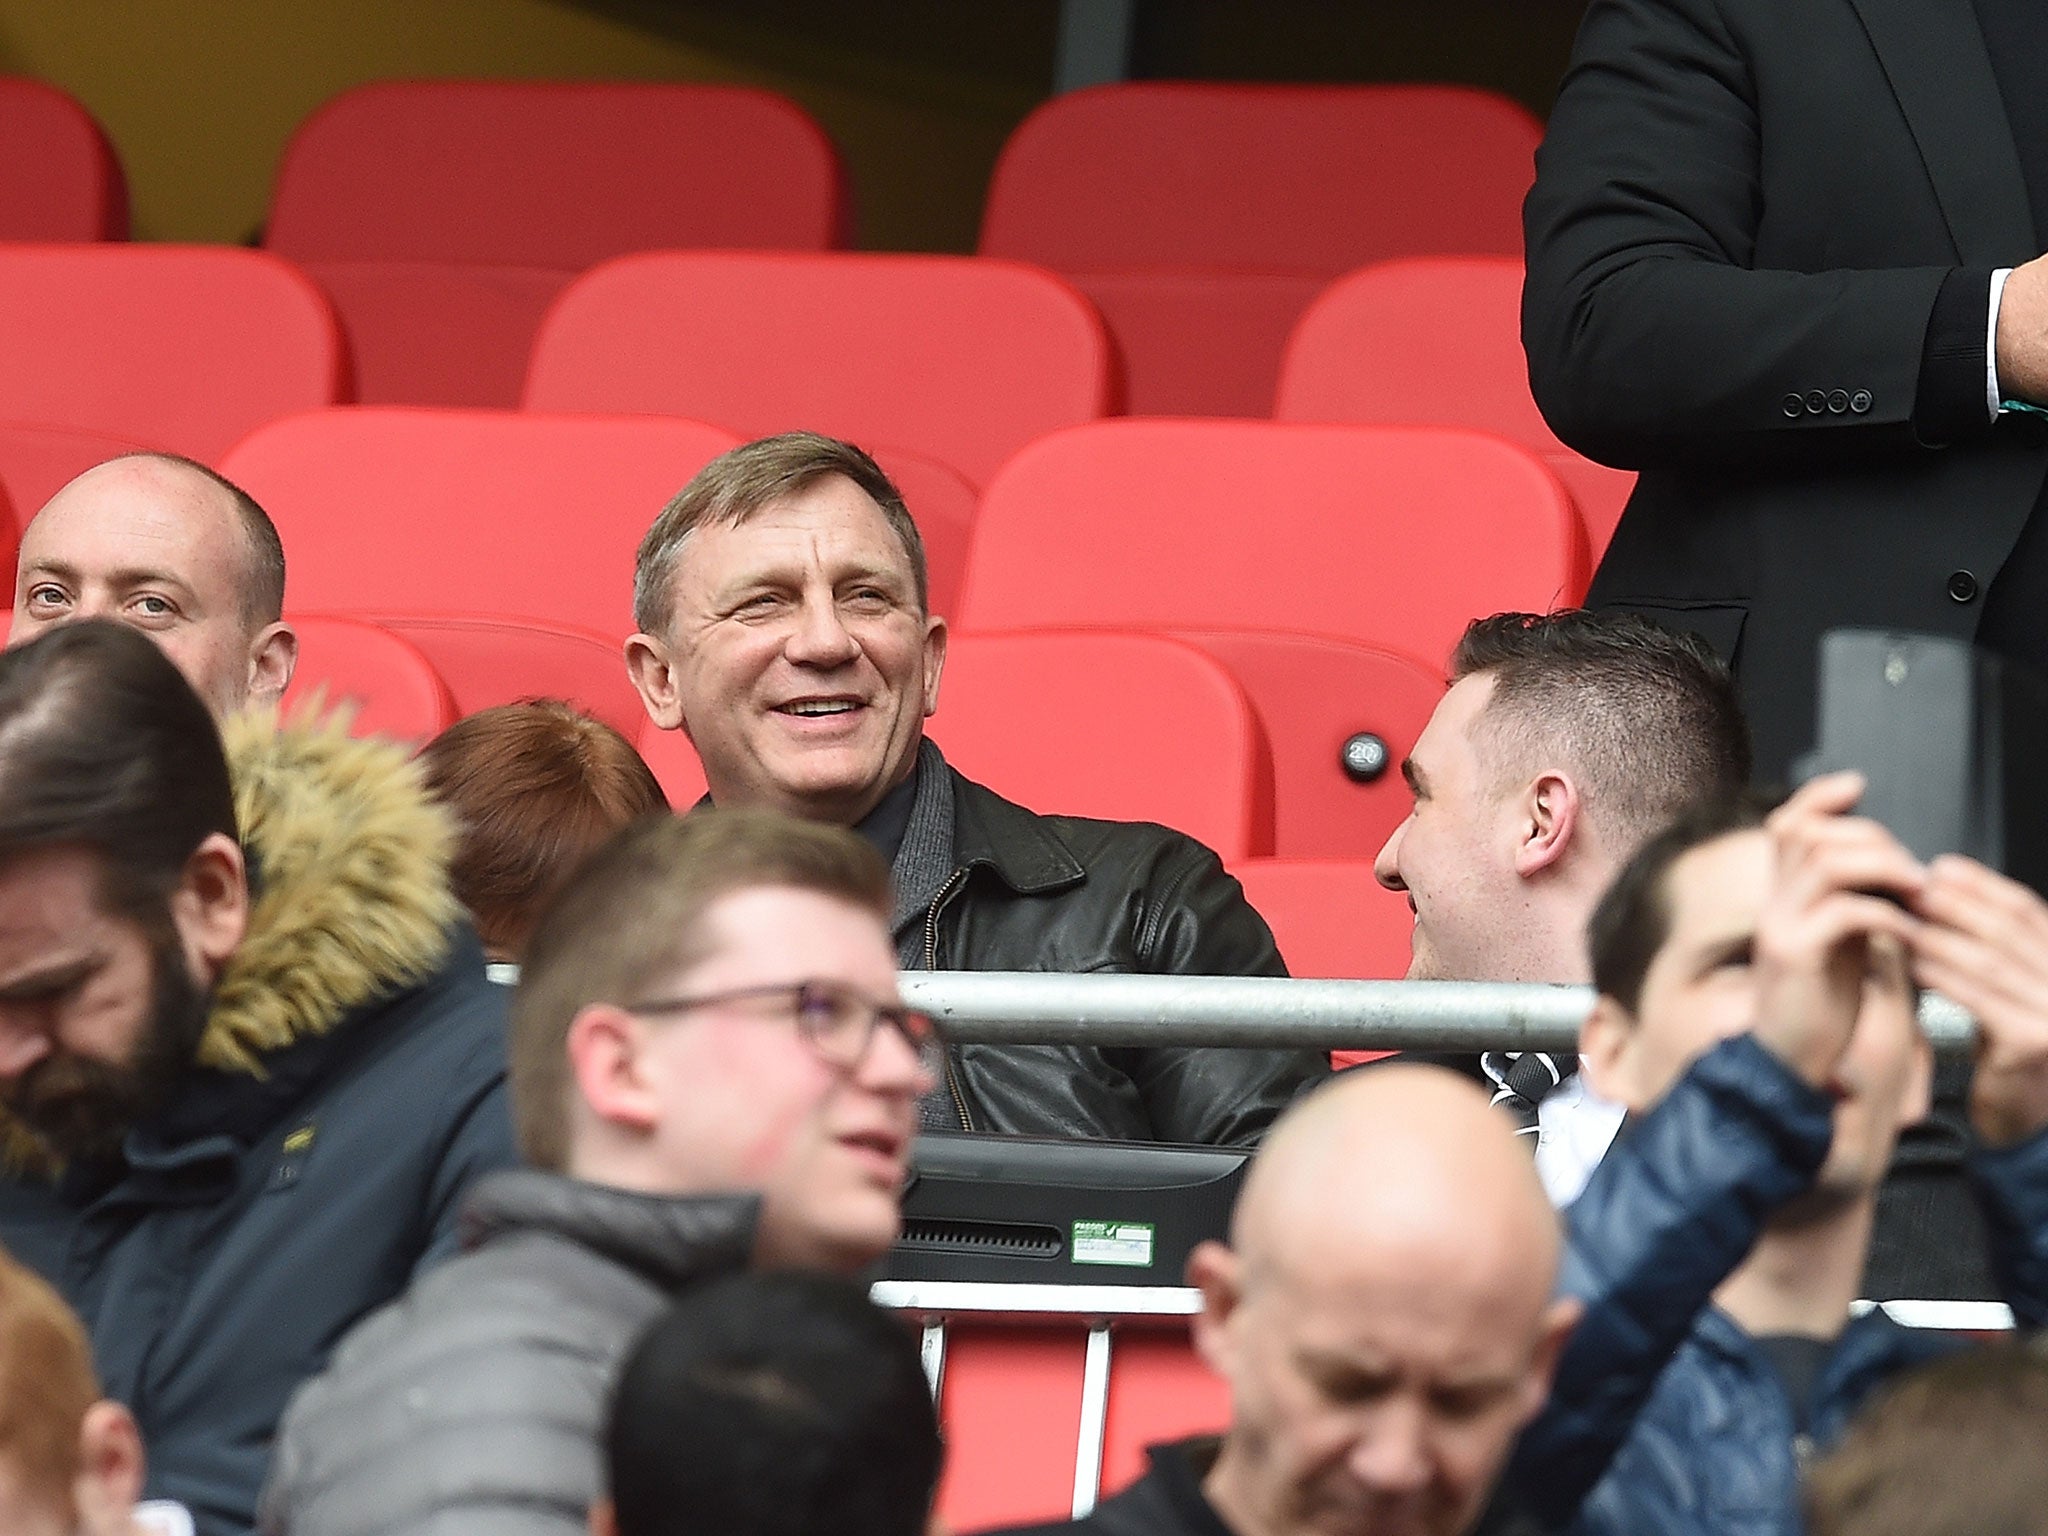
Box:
[0,621,236,916]
[1806,1344,2048,1536]
[110,452,286,628]
[606,1270,942,1536]
[1451,611,1751,857]
[633,431,928,636]
[1587,792,1777,1014]
[417,701,667,963]
[510,808,892,1170]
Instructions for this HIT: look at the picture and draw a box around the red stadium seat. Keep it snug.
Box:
[0,423,158,532]
[369,615,645,737]
[0,246,344,462]
[963,419,1587,675]
[284,615,457,742]
[0,79,126,241]
[1233,857,1414,1067]
[219,407,738,638]
[524,251,1115,488]
[867,445,977,619]
[265,81,850,407]
[1277,257,1638,558]
[634,630,1273,858]
[980,84,1541,416]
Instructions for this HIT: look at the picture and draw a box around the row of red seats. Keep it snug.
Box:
[0,77,1556,421]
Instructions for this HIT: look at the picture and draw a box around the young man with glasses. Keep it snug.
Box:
[259,809,936,1536]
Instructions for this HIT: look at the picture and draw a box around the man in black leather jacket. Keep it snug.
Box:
[625,431,1326,1143]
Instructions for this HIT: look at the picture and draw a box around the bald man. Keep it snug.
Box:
[10,453,296,715]
[989,1067,1579,1536]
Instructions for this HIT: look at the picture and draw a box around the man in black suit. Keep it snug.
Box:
[1524,0,2048,785]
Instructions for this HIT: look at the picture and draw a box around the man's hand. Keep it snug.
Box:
[1910,855,2048,1147]
[1750,773,1924,1089]
[1996,253,2048,407]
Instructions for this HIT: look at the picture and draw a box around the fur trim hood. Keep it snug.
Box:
[203,710,460,1075]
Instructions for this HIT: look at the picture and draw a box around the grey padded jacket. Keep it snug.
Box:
[258,1170,758,1536]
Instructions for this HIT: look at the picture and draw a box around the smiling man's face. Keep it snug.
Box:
[643,474,946,827]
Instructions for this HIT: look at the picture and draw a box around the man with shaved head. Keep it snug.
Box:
[991,1066,1579,1536]
[10,452,297,715]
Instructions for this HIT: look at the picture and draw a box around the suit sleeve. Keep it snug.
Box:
[1521,0,1974,469]
[1122,842,1330,1147]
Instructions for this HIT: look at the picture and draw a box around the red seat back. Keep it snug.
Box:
[1233,857,1414,1067]
[266,81,849,409]
[368,615,644,737]
[635,630,1272,858]
[284,614,457,742]
[1277,257,1637,558]
[0,79,126,241]
[980,84,1541,415]
[867,445,977,619]
[220,407,739,639]
[0,423,158,534]
[963,419,1587,673]
[524,251,1115,488]
[0,246,344,463]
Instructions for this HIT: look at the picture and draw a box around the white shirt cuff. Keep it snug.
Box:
[1990,267,2013,422]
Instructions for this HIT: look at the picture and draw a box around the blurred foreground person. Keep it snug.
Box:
[0,1244,189,1536]
[595,1270,942,1536]
[419,700,667,964]
[264,810,936,1536]
[989,1066,1579,1536]
[0,621,513,1536]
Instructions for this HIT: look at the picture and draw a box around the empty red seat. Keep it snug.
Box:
[1233,857,1414,1067]
[0,423,158,530]
[219,408,739,639]
[265,81,849,407]
[980,84,1541,416]
[0,246,344,462]
[284,615,457,742]
[867,444,977,618]
[0,79,126,241]
[1277,256,1637,558]
[635,630,1271,858]
[368,615,644,738]
[964,419,1587,676]
[524,251,1115,488]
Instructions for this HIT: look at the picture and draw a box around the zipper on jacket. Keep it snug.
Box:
[923,867,974,1131]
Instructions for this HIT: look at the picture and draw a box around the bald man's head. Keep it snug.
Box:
[1193,1067,1576,1536]
[11,454,296,715]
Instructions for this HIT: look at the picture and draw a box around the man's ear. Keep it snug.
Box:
[1515,1296,1583,1425]
[1513,770,1582,879]
[246,620,298,709]
[72,1400,146,1533]
[920,613,948,719]
[625,633,687,734]
[170,831,249,987]
[566,1003,661,1136]
[1187,1240,1244,1384]
[1578,995,1641,1112]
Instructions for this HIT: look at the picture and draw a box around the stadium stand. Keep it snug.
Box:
[264,80,850,408]
[281,614,458,741]
[0,245,344,463]
[523,250,1116,488]
[0,78,126,241]
[635,629,1272,860]
[979,83,1542,416]
[1277,255,1639,558]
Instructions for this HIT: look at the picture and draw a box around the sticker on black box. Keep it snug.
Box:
[1072,1220,1155,1268]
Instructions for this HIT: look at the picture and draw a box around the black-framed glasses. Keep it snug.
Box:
[622,979,943,1075]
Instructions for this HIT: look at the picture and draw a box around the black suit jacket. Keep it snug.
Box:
[1525,0,2048,781]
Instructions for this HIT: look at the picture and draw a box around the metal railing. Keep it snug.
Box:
[899,972,1977,1054]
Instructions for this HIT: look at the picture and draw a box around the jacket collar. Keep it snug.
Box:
[889,740,1087,934]
[1848,0,2037,262]
[1692,1302,1955,1438]
[461,1169,759,1291]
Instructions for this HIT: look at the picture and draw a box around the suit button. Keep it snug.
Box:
[1850,389,1873,413]
[1827,389,1850,413]
[1805,390,1829,414]
[1948,570,1980,603]
[1782,393,1805,418]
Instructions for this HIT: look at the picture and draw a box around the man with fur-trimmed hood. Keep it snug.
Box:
[0,620,517,1536]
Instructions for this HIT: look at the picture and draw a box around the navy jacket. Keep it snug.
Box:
[0,715,517,1536]
[1509,1034,2048,1536]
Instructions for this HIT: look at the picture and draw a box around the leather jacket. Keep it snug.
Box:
[1505,1033,2048,1536]
[889,742,1328,1144]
